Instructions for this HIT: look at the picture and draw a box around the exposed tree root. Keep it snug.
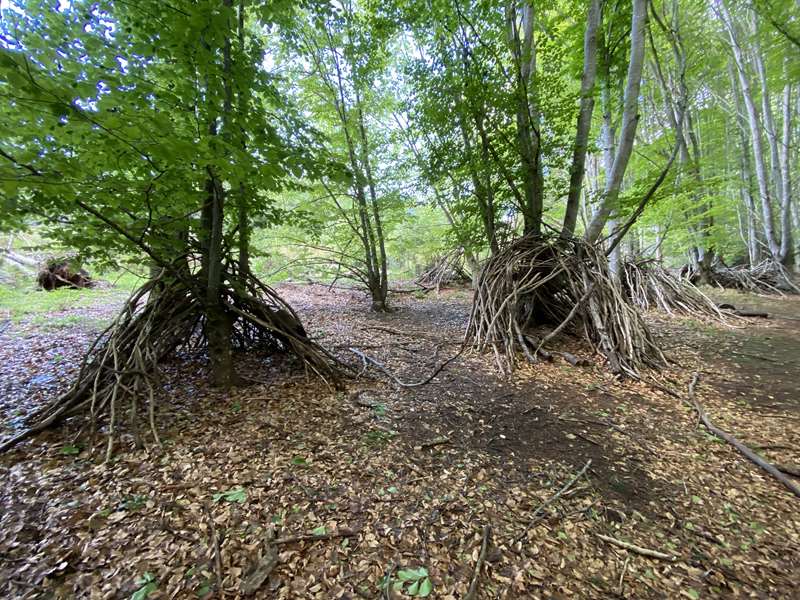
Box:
[0,271,343,456]
[466,234,666,376]
[416,248,471,292]
[622,259,731,322]
[37,258,93,290]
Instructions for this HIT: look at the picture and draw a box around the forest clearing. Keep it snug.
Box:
[1,0,799,598]
[1,284,799,598]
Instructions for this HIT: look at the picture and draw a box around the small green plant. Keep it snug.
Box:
[212,487,247,503]
[124,495,147,511]
[385,567,432,597]
[131,572,157,600]
[60,444,81,455]
[364,429,396,446]
[291,455,308,466]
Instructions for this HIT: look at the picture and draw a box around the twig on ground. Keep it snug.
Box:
[274,528,357,545]
[515,460,591,543]
[202,504,225,597]
[347,347,464,387]
[419,435,450,450]
[776,464,800,478]
[687,373,800,498]
[597,534,675,561]
[618,556,630,595]
[464,525,492,600]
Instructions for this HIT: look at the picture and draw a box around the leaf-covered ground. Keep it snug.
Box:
[1,284,798,599]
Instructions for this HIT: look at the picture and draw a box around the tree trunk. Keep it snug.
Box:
[716,0,780,258]
[562,0,600,237]
[779,79,794,264]
[237,0,250,278]
[355,92,389,311]
[506,1,544,235]
[585,0,648,244]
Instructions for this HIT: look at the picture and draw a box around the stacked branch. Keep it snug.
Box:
[0,269,343,456]
[466,234,665,377]
[687,260,799,295]
[416,248,471,292]
[622,259,730,322]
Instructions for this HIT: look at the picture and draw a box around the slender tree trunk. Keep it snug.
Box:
[779,80,794,264]
[585,0,648,244]
[752,20,784,207]
[562,0,600,237]
[203,0,236,388]
[729,60,761,265]
[354,92,389,311]
[507,1,543,235]
[716,0,780,258]
[324,24,385,310]
[458,107,499,255]
[236,0,250,278]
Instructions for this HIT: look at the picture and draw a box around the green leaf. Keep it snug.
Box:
[397,569,418,582]
[292,456,307,465]
[407,580,420,595]
[61,445,80,455]
[131,573,157,600]
[685,589,700,600]
[212,487,247,503]
[311,525,326,536]
[418,577,432,597]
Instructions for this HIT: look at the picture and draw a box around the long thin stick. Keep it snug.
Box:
[274,528,357,545]
[464,525,492,600]
[687,373,800,498]
[597,534,675,561]
[347,347,463,387]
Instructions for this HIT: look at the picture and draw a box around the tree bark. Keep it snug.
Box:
[778,78,794,264]
[585,0,648,244]
[728,59,761,265]
[506,1,544,235]
[716,0,780,258]
[562,0,601,237]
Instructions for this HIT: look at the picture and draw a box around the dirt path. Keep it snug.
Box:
[0,285,798,599]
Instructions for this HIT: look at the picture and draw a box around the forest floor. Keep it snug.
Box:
[0,283,798,599]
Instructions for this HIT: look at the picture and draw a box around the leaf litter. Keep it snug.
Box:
[0,284,798,598]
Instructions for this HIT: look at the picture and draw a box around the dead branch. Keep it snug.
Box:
[597,534,675,561]
[202,504,224,596]
[274,528,357,545]
[687,373,800,498]
[419,435,450,450]
[776,464,800,478]
[464,525,492,600]
[515,459,592,543]
[622,259,731,323]
[347,347,464,388]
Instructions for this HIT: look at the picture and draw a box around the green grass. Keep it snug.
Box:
[0,270,145,322]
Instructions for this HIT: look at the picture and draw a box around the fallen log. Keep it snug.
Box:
[687,373,800,499]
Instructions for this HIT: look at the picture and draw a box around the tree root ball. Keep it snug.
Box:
[466,234,666,376]
[37,259,93,291]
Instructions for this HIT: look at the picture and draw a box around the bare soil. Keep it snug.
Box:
[0,284,798,599]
